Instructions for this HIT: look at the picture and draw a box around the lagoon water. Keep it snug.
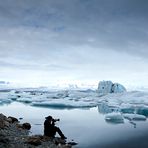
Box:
[1,102,148,148]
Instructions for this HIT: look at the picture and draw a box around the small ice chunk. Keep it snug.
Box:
[105,112,124,124]
[123,113,146,121]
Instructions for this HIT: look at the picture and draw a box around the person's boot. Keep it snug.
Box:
[61,135,67,139]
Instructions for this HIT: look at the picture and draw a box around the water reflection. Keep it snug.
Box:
[1,101,148,148]
[98,102,118,114]
[129,121,136,128]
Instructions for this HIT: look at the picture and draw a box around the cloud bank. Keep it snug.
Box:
[0,0,148,87]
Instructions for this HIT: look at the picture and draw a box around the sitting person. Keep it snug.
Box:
[44,115,67,139]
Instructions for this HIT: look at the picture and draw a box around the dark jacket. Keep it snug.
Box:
[44,119,56,137]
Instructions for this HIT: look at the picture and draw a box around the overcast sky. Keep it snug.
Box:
[0,0,148,88]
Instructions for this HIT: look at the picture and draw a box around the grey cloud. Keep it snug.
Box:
[0,59,71,71]
[0,0,148,85]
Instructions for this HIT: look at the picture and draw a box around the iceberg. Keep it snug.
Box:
[98,81,113,95]
[105,112,124,124]
[112,83,126,93]
[98,80,126,96]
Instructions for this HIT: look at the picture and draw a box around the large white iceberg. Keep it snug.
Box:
[98,80,126,95]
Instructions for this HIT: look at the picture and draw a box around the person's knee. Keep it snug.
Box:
[55,127,60,131]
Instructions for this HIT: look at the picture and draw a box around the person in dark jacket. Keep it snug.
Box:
[44,115,67,139]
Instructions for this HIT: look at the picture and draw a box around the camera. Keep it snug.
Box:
[52,118,60,122]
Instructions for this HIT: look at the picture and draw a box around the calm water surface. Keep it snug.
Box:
[1,102,148,148]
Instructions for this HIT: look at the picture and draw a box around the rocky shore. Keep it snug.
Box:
[0,113,75,148]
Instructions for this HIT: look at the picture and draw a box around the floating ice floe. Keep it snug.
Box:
[105,112,124,124]
[120,103,137,114]
[136,106,148,117]
[123,113,146,121]
[120,103,148,116]
[10,89,98,109]
[98,91,148,109]
[31,99,97,109]
[119,98,148,116]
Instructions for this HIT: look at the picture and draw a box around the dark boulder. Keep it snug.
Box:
[0,114,8,128]
[8,116,19,123]
[0,135,9,144]
[22,123,31,130]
